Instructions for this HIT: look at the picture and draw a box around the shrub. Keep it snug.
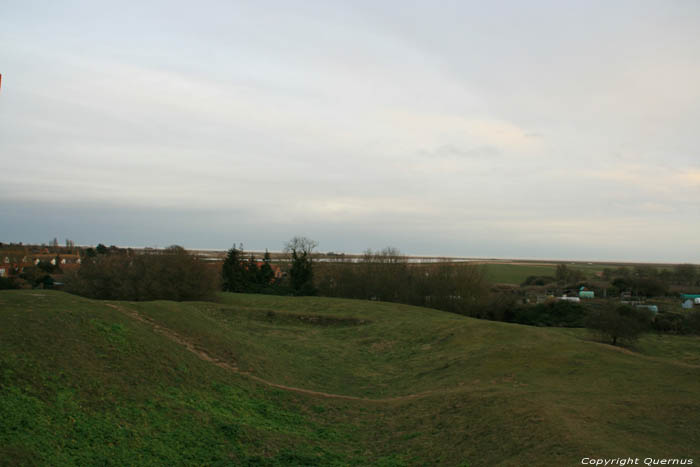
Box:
[585,305,653,346]
[511,300,588,327]
[18,267,53,289]
[633,278,668,297]
[654,311,700,335]
[687,311,700,334]
[521,275,556,286]
[0,277,21,290]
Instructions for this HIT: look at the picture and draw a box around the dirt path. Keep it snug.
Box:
[105,303,446,403]
[105,303,240,373]
[106,302,700,403]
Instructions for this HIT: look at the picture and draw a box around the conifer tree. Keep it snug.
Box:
[246,254,260,290]
[221,244,247,292]
[260,249,275,285]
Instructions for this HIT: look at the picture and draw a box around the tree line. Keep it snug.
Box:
[218,241,491,318]
[221,237,317,296]
[314,247,489,315]
[523,263,700,298]
[65,245,217,301]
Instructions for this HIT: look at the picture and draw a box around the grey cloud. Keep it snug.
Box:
[1,0,699,262]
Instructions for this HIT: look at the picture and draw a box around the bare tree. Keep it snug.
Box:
[284,236,318,295]
[284,236,318,257]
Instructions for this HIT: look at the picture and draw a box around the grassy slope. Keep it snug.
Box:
[0,291,373,466]
[1,290,699,466]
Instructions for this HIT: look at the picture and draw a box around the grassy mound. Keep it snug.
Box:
[1,290,699,466]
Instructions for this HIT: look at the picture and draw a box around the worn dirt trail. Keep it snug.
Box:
[104,303,699,403]
[104,303,446,403]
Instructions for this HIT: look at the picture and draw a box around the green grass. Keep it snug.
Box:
[555,327,700,367]
[1,290,699,466]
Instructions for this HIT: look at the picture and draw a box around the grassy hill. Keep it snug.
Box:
[1,290,699,466]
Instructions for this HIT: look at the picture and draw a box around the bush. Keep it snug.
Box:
[465,293,519,322]
[521,275,556,286]
[633,278,668,297]
[687,311,700,334]
[585,305,653,346]
[612,277,668,297]
[653,311,700,335]
[0,277,21,290]
[510,300,588,327]
[18,267,54,289]
[37,259,60,274]
[66,246,217,301]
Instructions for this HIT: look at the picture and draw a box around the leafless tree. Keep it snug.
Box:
[284,236,318,257]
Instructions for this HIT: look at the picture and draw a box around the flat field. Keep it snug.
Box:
[1,290,699,465]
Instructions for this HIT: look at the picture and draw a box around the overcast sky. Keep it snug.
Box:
[1,1,699,261]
